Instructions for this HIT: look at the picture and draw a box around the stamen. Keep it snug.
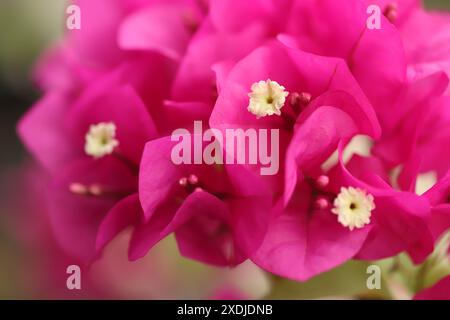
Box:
[383,3,398,23]
[178,174,230,200]
[188,174,199,185]
[89,184,103,196]
[179,174,201,194]
[179,177,188,187]
[314,197,330,210]
[69,183,103,196]
[290,92,312,111]
[69,183,88,195]
[69,182,133,197]
[315,175,330,189]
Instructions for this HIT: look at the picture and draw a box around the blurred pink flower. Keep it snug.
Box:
[15,0,450,290]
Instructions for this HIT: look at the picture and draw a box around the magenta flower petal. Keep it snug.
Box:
[330,143,433,263]
[127,203,176,261]
[18,92,79,173]
[118,3,196,60]
[68,0,128,67]
[429,205,450,241]
[373,72,449,167]
[139,137,182,222]
[286,0,407,117]
[209,0,291,33]
[424,171,450,206]
[252,195,371,281]
[48,157,137,263]
[211,41,380,135]
[68,82,157,164]
[172,191,246,266]
[171,22,266,103]
[95,193,142,254]
[414,276,450,300]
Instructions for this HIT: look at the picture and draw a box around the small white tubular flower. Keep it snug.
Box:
[84,122,119,158]
[332,187,375,231]
[248,79,289,118]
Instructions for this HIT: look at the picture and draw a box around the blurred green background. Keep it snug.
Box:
[0,0,449,299]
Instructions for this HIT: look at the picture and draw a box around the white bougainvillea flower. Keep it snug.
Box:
[248,79,289,118]
[332,186,375,230]
[85,122,119,158]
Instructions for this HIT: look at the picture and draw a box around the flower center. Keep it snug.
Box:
[248,79,289,118]
[85,122,119,158]
[332,187,375,230]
